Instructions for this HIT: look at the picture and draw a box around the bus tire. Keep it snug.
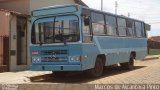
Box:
[87,57,104,77]
[120,54,134,70]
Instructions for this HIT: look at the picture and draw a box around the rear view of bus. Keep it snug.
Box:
[30,5,150,77]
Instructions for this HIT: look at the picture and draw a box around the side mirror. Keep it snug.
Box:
[145,23,151,31]
[84,18,90,26]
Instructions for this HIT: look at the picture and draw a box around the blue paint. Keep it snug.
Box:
[30,5,147,72]
[32,5,78,17]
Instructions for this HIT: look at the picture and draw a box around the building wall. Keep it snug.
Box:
[0,0,83,14]
[0,0,77,71]
[0,11,9,66]
[0,0,30,14]
[0,11,9,36]
[0,11,30,71]
[30,0,75,12]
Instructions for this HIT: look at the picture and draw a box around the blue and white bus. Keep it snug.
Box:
[30,5,150,77]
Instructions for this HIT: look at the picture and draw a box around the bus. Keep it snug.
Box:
[30,5,150,77]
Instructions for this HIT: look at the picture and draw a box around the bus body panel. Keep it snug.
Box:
[81,43,100,70]
[31,65,82,71]
[93,36,147,66]
[80,36,147,70]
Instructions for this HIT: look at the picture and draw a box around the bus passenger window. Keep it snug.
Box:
[91,12,105,35]
[135,21,142,37]
[117,18,127,36]
[126,20,135,37]
[105,15,117,36]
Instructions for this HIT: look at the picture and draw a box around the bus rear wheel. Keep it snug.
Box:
[120,54,134,70]
[87,57,104,77]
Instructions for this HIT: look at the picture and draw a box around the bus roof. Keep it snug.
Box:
[81,5,144,23]
[31,4,79,17]
[32,4,77,12]
[32,4,145,23]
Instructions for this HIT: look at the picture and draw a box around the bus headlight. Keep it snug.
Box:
[70,56,80,61]
[70,55,88,61]
[32,57,40,62]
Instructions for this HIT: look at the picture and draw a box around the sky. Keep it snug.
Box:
[82,0,160,37]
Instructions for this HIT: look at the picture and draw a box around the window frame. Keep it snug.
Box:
[82,15,93,43]
[81,8,147,39]
[141,22,146,38]
[31,15,80,44]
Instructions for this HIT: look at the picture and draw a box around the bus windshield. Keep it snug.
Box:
[31,15,80,44]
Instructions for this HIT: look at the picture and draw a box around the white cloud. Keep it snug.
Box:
[82,0,160,36]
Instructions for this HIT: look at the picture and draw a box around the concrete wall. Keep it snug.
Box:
[9,14,17,71]
[27,20,31,66]
[0,0,30,14]
[30,0,76,12]
[9,14,30,71]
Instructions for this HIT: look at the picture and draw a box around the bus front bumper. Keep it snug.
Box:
[31,65,82,71]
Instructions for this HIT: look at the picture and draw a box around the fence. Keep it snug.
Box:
[0,35,9,72]
[148,39,160,49]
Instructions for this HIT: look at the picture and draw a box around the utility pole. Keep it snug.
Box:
[101,0,103,11]
[115,1,118,15]
[128,12,130,17]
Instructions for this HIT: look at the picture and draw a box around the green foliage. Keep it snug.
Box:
[149,49,160,55]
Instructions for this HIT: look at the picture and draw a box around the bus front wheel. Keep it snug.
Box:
[120,54,134,70]
[87,57,104,77]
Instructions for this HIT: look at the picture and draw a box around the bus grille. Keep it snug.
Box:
[41,57,68,62]
[40,50,68,62]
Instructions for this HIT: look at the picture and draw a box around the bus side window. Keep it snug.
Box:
[135,21,142,37]
[83,16,92,43]
[105,15,117,36]
[91,12,105,35]
[126,19,135,37]
[117,18,127,36]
